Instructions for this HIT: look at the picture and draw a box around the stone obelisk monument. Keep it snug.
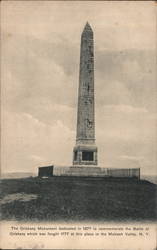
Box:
[38,22,140,179]
[73,22,98,166]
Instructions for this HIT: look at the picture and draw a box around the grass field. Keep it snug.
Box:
[0,176,156,222]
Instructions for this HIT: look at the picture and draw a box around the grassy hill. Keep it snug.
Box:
[0,176,156,222]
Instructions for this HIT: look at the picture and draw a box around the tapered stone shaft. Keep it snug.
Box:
[73,22,98,166]
[76,22,95,145]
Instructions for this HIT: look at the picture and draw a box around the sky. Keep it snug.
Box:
[1,1,156,176]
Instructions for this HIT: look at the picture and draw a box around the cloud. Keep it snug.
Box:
[120,155,144,160]
[97,104,156,141]
[1,110,75,173]
[30,154,46,162]
[95,49,156,111]
[2,1,155,50]
[103,105,148,114]
[96,104,156,173]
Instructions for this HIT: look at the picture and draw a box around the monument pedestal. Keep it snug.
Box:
[73,144,98,166]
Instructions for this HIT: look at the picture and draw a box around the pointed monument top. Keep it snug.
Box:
[82,22,93,33]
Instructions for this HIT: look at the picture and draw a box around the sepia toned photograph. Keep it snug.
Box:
[1,0,156,227]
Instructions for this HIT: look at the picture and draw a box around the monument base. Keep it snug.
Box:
[63,166,104,177]
[38,165,140,179]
